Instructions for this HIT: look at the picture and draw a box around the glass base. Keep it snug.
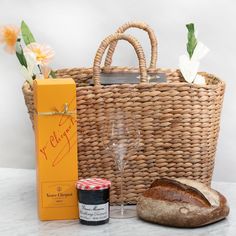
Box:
[110,206,137,219]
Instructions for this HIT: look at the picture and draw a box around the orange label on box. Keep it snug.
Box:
[34,79,79,221]
[42,181,77,208]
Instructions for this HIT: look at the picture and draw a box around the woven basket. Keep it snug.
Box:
[22,22,225,204]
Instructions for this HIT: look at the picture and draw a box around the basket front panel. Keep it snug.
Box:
[76,80,225,204]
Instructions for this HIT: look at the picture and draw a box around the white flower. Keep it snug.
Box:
[179,41,209,85]
[179,55,199,83]
[20,52,37,84]
[21,66,32,85]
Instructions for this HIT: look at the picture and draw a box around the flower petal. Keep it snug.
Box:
[191,41,209,61]
[24,42,54,65]
[194,74,206,85]
[0,25,20,54]
[179,55,199,83]
[20,66,33,84]
[24,52,37,74]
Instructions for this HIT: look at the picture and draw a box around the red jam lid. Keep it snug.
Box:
[76,178,111,190]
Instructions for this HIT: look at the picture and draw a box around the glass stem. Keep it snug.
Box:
[120,165,124,216]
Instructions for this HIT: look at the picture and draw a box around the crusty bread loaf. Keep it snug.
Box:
[137,178,229,228]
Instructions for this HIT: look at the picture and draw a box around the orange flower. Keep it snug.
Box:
[0,25,20,54]
[24,42,54,65]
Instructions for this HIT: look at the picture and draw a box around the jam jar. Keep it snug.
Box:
[76,178,111,225]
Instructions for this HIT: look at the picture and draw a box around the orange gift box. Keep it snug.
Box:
[33,79,78,221]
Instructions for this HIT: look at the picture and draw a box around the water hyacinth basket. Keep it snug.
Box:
[22,22,225,204]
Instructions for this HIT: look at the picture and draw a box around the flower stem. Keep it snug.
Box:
[38,64,42,74]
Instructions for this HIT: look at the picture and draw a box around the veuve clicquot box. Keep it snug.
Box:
[33,79,78,220]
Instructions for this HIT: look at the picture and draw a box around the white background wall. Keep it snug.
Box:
[0,0,235,182]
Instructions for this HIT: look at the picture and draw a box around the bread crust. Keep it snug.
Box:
[137,178,230,227]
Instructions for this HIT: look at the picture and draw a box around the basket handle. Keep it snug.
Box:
[104,21,157,70]
[93,33,148,86]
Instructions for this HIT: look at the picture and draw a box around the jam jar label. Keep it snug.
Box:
[79,203,109,221]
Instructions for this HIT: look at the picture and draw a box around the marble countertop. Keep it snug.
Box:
[0,168,235,236]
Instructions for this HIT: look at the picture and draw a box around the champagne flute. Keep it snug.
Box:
[105,110,140,218]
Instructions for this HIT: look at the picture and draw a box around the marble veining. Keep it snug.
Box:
[0,168,235,236]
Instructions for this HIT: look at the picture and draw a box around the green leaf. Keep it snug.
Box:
[21,21,36,45]
[15,39,27,68]
[49,70,57,78]
[186,23,197,59]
